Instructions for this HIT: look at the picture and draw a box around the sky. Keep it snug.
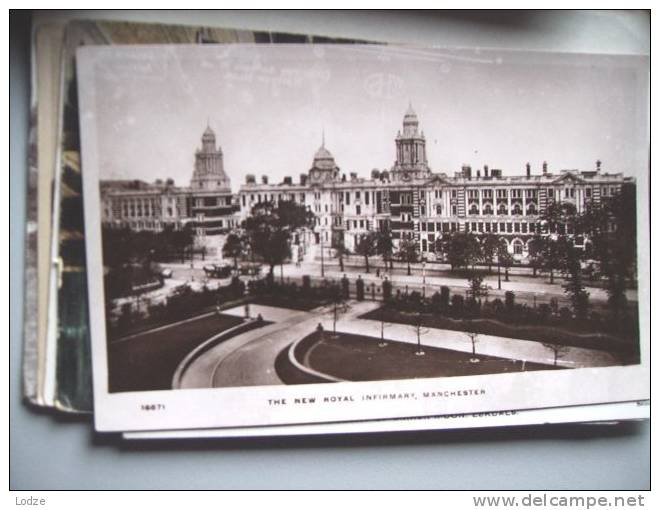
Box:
[80,44,648,190]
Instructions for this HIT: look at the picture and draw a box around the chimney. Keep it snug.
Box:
[526,162,531,178]
[350,172,358,181]
[261,175,269,184]
[542,161,548,174]
[476,170,481,179]
[596,159,602,172]
[246,174,256,184]
[300,173,308,186]
[484,165,489,178]
[491,169,502,179]
[283,176,292,185]
[342,174,347,182]
[371,169,380,180]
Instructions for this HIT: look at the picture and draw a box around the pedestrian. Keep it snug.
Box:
[376,268,380,278]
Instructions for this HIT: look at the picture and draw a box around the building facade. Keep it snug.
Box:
[100,126,239,239]
[238,106,635,262]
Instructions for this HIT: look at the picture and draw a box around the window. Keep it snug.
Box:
[452,190,457,198]
[345,192,350,204]
[360,220,365,229]
[356,191,361,200]
[514,223,520,233]
[356,205,361,215]
[511,189,522,199]
[498,204,508,215]
[428,222,435,232]
[242,195,246,207]
[422,239,427,252]
[468,190,479,199]
[478,222,484,232]
[513,239,523,255]
[499,222,505,232]
[485,223,491,232]
[422,222,427,232]
[521,223,528,233]
[496,189,507,199]
[547,189,554,199]
[483,204,493,215]
[506,223,512,233]
[436,205,442,215]
[452,205,457,215]
[482,189,493,199]
[469,204,479,215]
[585,188,591,198]
[365,192,370,205]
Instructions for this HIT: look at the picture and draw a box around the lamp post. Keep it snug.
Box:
[422,258,426,298]
[320,229,325,278]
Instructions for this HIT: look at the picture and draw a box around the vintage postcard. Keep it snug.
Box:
[77,44,649,432]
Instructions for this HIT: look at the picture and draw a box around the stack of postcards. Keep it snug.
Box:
[22,17,649,441]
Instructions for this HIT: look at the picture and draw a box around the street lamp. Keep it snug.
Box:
[320,229,325,278]
[422,258,426,298]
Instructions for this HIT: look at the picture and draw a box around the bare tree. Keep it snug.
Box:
[542,342,570,367]
[379,311,391,347]
[463,320,480,363]
[411,313,429,356]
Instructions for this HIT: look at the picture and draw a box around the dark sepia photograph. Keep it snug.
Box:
[76,43,649,432]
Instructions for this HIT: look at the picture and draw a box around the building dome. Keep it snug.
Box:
[403,103,418,125]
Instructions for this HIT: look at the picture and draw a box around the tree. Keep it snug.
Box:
[333,237,349,272]
[527,234,545,278]
[538,236,570,284]
[462,320,480,363]
[542,342,570,367]
[328,284,350,336]
[579,188,637,324]
[438,231,481,271]
[480,233,500,273]
[467,272,488,303]
[376,228,395,270]
[411,314,429,356]
[222,232,245,269]
[562,244,590,320]
[243,200,315,277]
[496,239,513,284]
[355,232,379,273]
[170,224,195,263]
[396,238,419,276]
[540,201,577,236]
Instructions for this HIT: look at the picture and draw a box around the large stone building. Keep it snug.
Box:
[238,105,635,262]
[100,126,239,242]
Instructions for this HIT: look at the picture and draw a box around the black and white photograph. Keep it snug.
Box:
[76,43,649,432]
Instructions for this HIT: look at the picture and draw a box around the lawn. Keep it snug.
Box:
[295,331,560,382]
[360,306,638,361]
[107,312,243,393]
